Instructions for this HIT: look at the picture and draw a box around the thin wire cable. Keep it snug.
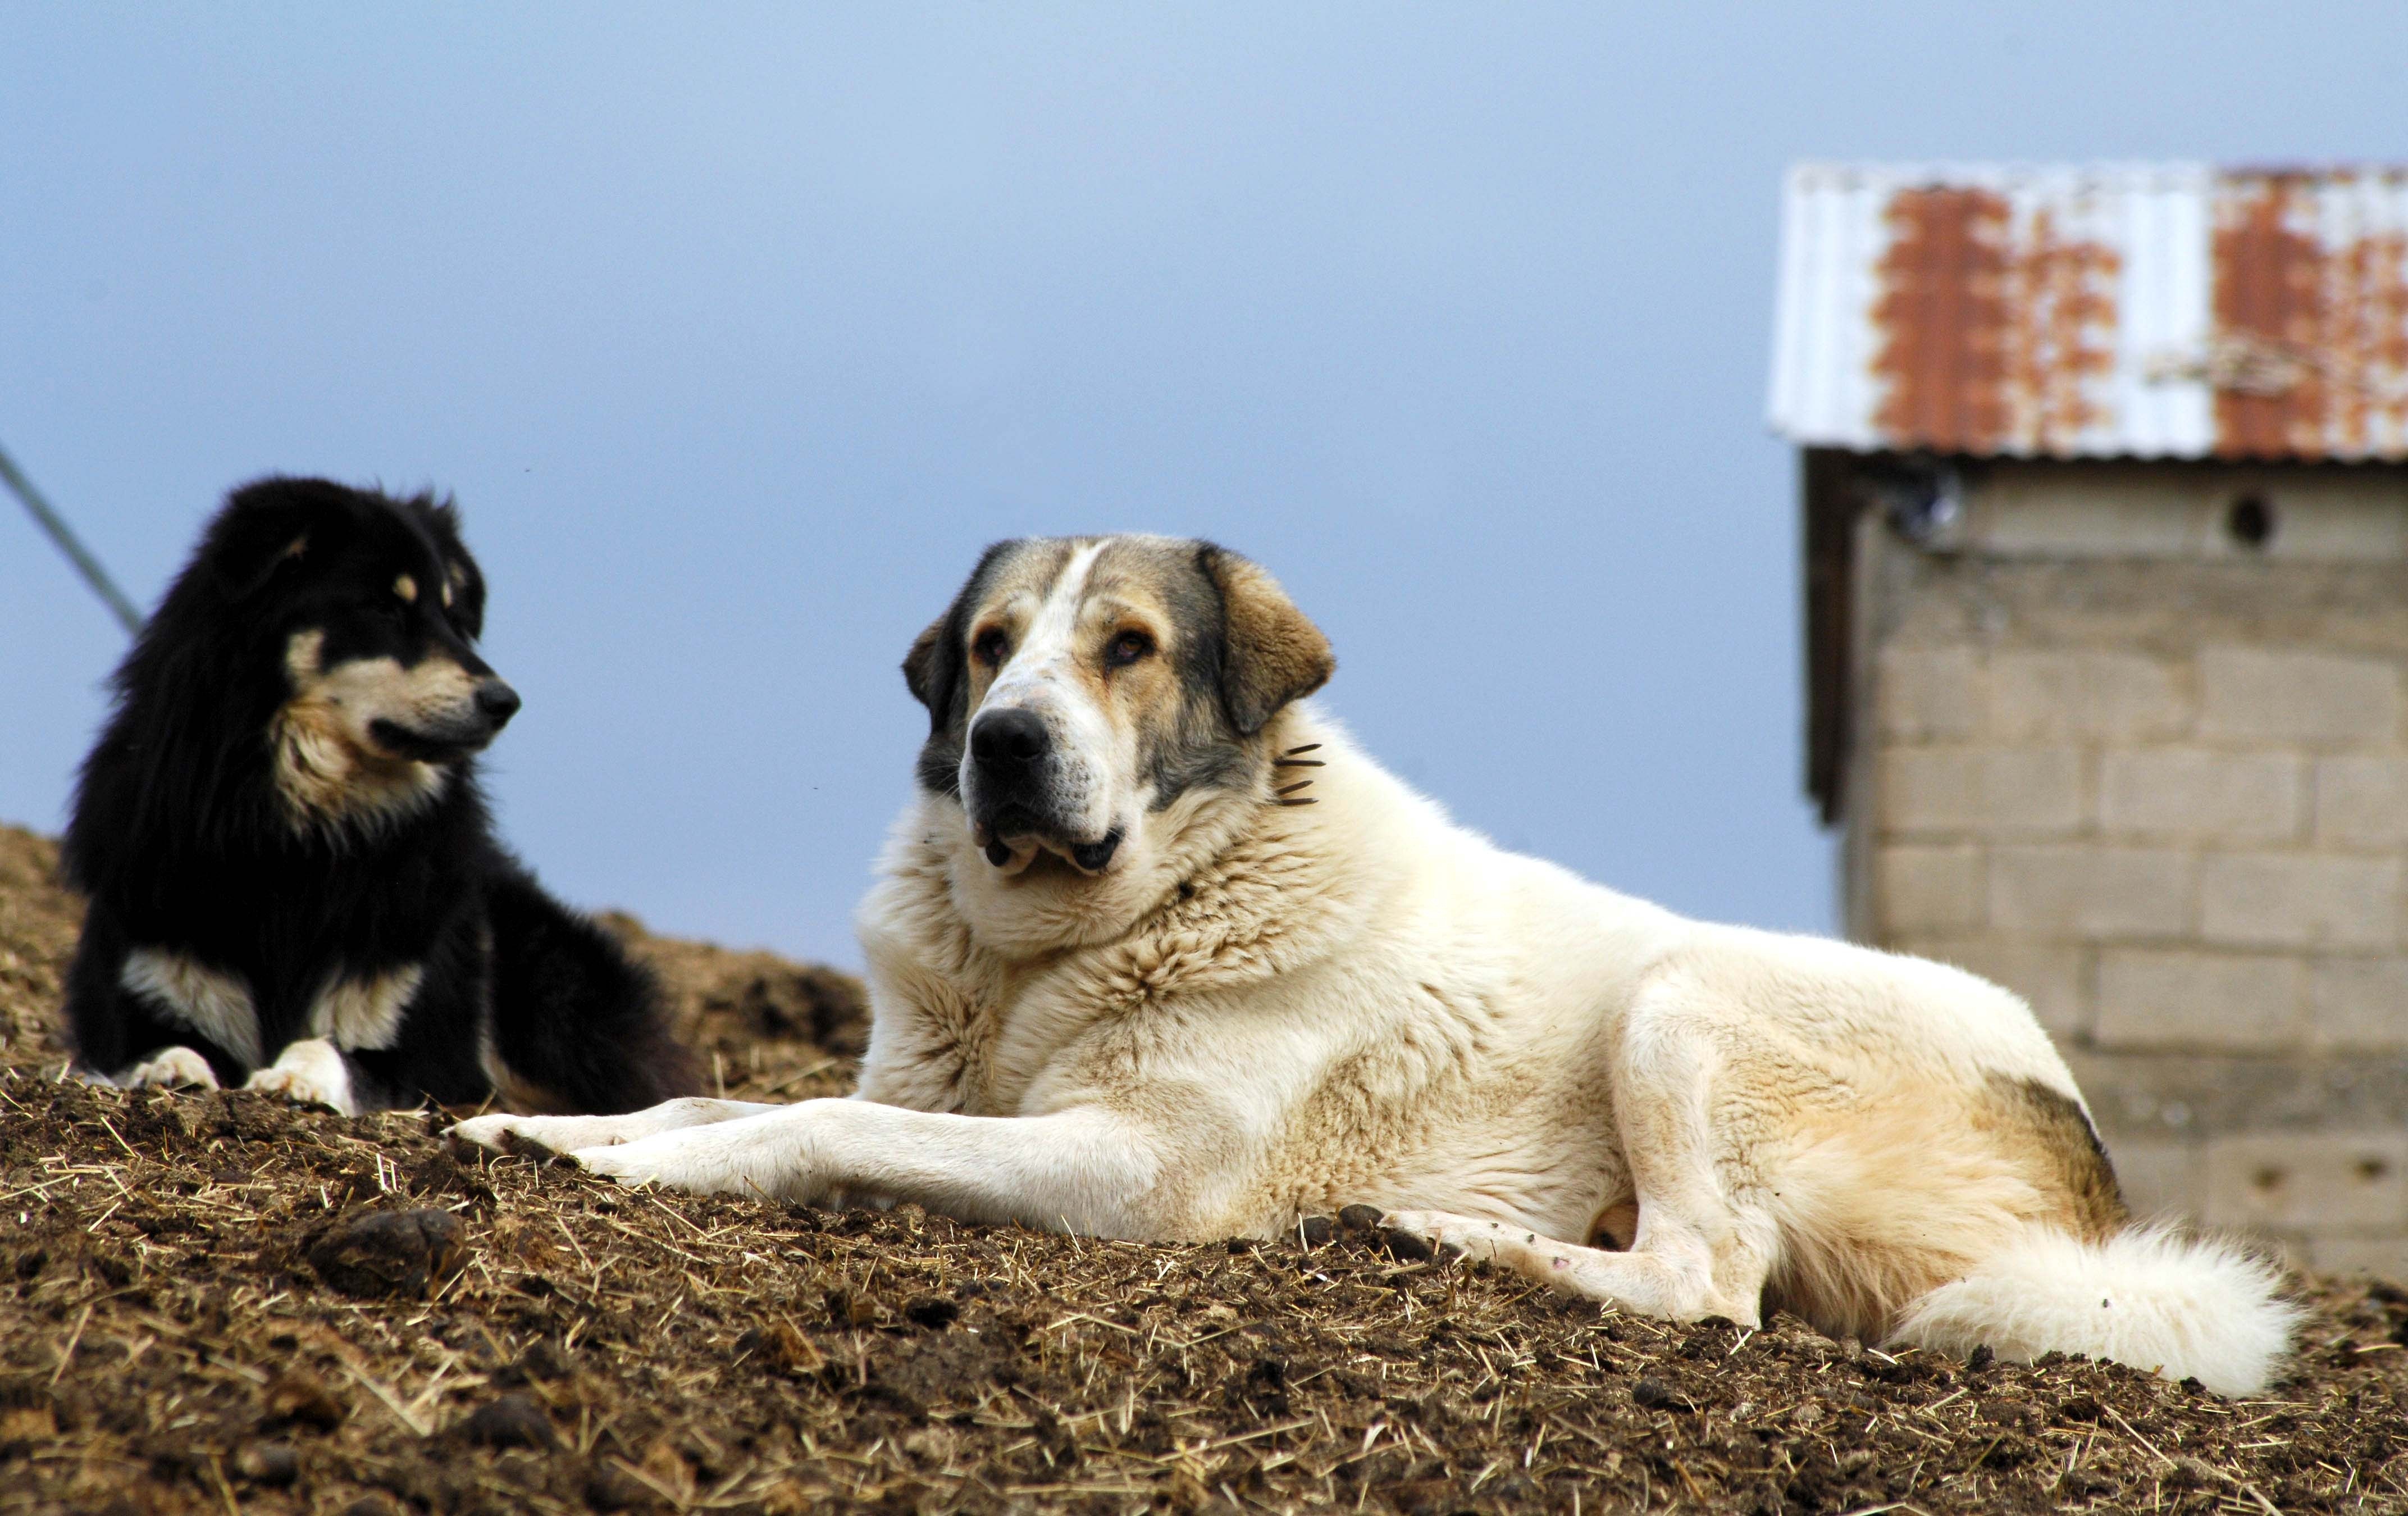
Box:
[0,442,142,634]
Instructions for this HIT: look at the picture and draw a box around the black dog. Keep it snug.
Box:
[60,477,696,1115]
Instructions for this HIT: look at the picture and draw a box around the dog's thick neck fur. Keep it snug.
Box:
[857,703,1415,1119]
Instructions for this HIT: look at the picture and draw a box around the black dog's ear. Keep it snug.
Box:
[417,496,487,639]
[1198,544,1334,735]
[206,477,363,599]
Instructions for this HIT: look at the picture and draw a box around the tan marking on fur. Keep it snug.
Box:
[1201,550,1333,732]
[394,573,418,603]
[1972,1074,2128,1241]
[1756,1070,2127,1344]
[444,562,464,607]
[271,630,458,834]
[121,948,261,1069]
[1591,1199,1638,1251]
[308,964,424,1051]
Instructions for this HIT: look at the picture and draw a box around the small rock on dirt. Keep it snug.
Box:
[262,1368,345,1431]
[454,1392,558,1451]
[234,1441,299,1485]
[304,1209,466,1299]
[1632,1378,1694,1412]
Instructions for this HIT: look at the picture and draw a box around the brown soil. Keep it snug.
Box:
[3,821,2405,1515]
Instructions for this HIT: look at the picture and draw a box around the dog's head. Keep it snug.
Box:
[202,477,517,832]
[902,535,1333,940]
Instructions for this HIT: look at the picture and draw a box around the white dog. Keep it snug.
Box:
[453,535,2296,1396]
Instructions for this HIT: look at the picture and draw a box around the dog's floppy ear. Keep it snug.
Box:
[206,477,361,599]
[902,541,1008,734]
[1198,544,1334,735]
[902,612,961,732]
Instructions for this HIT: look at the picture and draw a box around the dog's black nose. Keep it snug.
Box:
[475,680,522,728]
[970,708,1048,773]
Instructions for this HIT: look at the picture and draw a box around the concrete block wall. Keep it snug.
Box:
[1851,461,2408,1276]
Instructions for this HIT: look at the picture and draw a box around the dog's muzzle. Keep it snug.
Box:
[370,678,522,763]
[965,708,1120,872]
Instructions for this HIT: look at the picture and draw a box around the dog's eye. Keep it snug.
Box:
[1105,630,1154,668]
[972,629,1010,667]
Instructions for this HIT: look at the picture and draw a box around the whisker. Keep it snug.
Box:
[1271,758,1325,768]
[1271,797,1318,807]
[1273,780,1314,797]
[1282,743,1322,755]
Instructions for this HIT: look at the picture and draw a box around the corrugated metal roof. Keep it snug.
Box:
[1770,163,2408,461]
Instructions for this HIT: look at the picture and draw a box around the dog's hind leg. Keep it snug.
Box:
[1388,996,1777,1326]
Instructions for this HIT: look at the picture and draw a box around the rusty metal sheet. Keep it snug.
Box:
[1770,163,2408,461]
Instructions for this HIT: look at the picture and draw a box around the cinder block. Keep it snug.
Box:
[2199,647,2402,745]
[2305,1233,2408,1280]
[1962,491,2200,557]
[2202,1131,2408,1231]
[2098,749,2303,844]
[1876,646,1981,741]
[1879,747,2083,836]
[1989,846,2194,940]
[2315,756,2408,848]
[2311,958,2408,1049]
[1900,938,2087,1037]
[1989,652,2188,743]
[2200,853,2401,950]
[2094,949,2302,1051]
[1875,845,1984,934]
[2106,1137,2203,1219]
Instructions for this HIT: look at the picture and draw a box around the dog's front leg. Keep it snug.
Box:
[567,1099,1172,1238]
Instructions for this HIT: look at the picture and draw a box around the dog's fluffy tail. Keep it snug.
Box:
[484,863,700,1114]
[1887,1224,2300,1397]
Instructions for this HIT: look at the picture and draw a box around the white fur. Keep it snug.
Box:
[452,652,2298,1396]
[308,964,423,1051]
[124,1045,221,1091]
[1889,1224,2301,1399]
[245,1037,355,1114]
[121,948,261,1070]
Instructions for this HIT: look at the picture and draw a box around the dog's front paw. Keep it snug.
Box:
[126,1046,220,1092]
[568,1122,800,1202]
[448,1113,639,1160]
[448,1114,564,1161]
[242,1039,356,1115]
[245,1065,345,1112]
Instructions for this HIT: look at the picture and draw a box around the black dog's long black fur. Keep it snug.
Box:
[61,477,696,1113]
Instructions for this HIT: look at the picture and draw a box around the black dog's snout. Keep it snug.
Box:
[970,708,1050,774]
[475,680,522,728]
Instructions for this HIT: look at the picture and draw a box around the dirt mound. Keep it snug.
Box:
[3,822,2405,1514]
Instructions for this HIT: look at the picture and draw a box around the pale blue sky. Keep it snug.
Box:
[6,5,2405,965]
